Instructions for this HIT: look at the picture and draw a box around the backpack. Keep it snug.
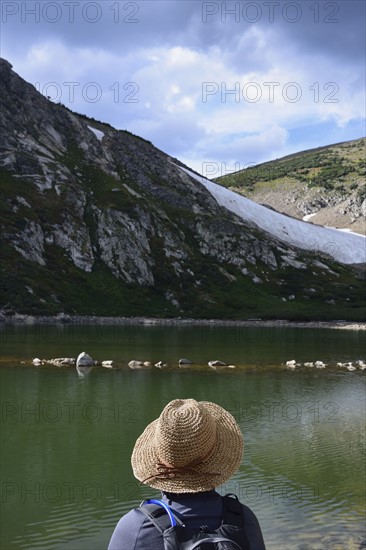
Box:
[138,493,249,550]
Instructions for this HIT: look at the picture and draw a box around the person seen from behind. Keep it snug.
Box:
[108,398,266,549]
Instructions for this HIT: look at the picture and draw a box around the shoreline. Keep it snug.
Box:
[0,314,365,331]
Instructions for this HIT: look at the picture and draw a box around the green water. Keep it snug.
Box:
[0,325,365,550]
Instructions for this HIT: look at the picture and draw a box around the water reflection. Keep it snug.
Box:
[0,325,365,549]
[76,365,93,378]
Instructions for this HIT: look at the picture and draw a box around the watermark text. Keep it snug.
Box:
[1,1,140,24]
[202,2,340,24]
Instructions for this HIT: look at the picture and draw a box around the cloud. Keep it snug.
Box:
[1,0,365,172]
[196,126,289,174]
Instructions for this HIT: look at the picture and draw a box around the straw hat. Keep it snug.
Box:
[131,399,244,493]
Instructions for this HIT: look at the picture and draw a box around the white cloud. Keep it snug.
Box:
[181,126,289,175]
[3,3,364,172]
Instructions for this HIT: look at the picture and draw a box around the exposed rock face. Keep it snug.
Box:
[93,207,155,285]
[260,186,366,235]
[10,220,46,265]
[0,58,364,319]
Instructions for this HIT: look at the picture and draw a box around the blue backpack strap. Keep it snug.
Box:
[138,499,184,533]
[222,494,244,528]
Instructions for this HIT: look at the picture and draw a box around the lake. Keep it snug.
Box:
[0,324,365,549]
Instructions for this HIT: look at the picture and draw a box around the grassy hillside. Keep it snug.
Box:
[215,138,366,235]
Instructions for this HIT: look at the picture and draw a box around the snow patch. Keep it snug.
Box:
[179,167,366,265]
[87,126,105,141]
[338,228,355,233]
[303,213,317,221]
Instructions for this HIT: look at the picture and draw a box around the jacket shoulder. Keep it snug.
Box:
[108,507,163,550]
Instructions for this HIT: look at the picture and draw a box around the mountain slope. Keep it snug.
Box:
[214,138,366,235]
[0,58,365,321]
[182,167,366,266]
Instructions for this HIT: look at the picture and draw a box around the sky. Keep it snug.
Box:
[1,0,365,175]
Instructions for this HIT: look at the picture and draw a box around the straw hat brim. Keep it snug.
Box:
[131,401,243,493]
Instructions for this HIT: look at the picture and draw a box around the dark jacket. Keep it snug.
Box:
[108,490,266,550]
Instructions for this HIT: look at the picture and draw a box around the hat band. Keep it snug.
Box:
[140,445,220,485]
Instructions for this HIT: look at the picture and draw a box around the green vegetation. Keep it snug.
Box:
[216,137,365,194]
[309,158,353,189]
[1,214,365,321]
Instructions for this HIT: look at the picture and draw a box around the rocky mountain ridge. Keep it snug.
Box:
[0,58,365,320]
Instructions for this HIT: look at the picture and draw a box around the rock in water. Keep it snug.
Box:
[128,360,147,369]
[208,360,226,367]
[155,361,168,368]
[179,358,193,365]
[49,358,75,366]
[76,352,95,367]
